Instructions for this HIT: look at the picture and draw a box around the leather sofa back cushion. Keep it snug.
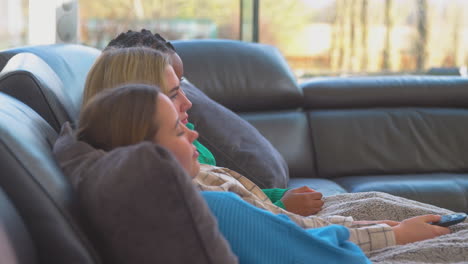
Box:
[302,76,468,109]
[0,53,75,131]
[310,108,468,178]
[0,44,100,111]
[53,123,237,264]
[184,80,289,188]
[173,39,303,112]
[0,93,99,264]
[240,111,316,179]
[0,187,38,263]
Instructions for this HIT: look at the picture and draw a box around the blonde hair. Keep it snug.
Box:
[83,47,170,106]
[77,83,162,151]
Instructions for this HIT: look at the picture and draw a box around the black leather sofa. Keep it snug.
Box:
[0,39,468,262]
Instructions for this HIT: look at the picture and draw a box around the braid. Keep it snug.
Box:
[104,29,176,53]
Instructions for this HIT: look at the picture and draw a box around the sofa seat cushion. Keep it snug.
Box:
[288,178,347,197]
[53,123,237,264]
[334,173,468,212]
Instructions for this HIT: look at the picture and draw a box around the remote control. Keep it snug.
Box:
[430,213,467,227]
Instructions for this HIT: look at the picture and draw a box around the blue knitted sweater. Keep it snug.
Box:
[202,192,370,264]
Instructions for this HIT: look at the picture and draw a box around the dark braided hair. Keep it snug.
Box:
[104,29,176,53]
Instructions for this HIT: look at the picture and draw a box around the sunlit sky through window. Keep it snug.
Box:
[300,0,332,9]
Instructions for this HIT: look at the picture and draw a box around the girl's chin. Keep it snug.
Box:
[190,163,201,178]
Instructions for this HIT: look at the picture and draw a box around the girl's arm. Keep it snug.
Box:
[202,191,370,264]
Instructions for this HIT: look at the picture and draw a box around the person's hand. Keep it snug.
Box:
[353,220,400,227]
[281,186,323,216]
[392,215,451,245]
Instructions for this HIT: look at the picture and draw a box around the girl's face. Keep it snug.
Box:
[166,56,192,125]
[153,93,200,178]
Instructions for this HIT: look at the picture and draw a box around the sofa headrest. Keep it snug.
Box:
[301,76,468,109]
[173,39,302,112]
[0,93,100,264]
[0,44,100,111]
[0,53,74,131]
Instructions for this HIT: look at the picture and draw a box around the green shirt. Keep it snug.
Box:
[261,188,289,208]
[187,122,288,209]
[186,123,216,166]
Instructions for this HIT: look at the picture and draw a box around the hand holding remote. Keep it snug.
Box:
[393,215,451,245]
[430,213,467,227]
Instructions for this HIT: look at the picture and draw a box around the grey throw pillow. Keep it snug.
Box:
[183,80,289,188]
[53,123,237,264]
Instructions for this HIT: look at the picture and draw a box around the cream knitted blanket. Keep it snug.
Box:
[194,165,468,263]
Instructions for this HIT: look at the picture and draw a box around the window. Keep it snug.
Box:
[0,0,28,49]
[3,0,467,81]
[79,0,240,49]
[259,0,468,80]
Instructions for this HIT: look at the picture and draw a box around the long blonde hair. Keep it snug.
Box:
[77,83,162,151]
[83,47,170,106]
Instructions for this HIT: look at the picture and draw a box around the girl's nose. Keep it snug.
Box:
[189,129,199,142]
[180,91,192,111]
